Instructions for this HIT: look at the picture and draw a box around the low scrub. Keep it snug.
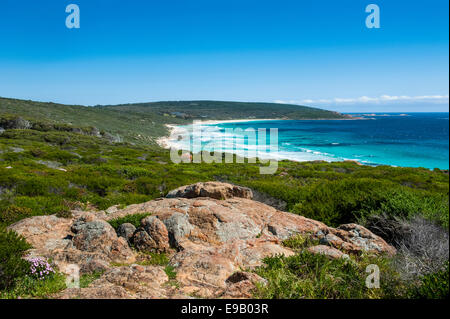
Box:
[108,212,152,230]
[1,272,66,299]
[0,229,32,291]
[364,215,449,280]
[408,262,449,299]
[0,205,34,225]
[253,251,404,299]
[282,234,318,251]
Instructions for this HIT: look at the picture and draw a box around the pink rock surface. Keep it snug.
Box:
[8,182,395,299]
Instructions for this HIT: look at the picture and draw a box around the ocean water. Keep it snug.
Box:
[167,113,449,170]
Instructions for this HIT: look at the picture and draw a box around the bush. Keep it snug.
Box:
[291,178,448,228]
[253,252,363,299]
[253,251,403,299]
[108,212,152,230]
[16,178,50,196]
[11,196,68,220]
[55,208,73,219]
[79,271,104,288]
[134,177,162,196]
[290,179,390,226]
[1,272,66,299]
[164,265,177,280]
[409,262,449,299]
[139,252,170,266]
[363,214,449,298]
[0,229,32,291]
[282,234,318,251]
[0,205,34,225]
[394,217,449,281]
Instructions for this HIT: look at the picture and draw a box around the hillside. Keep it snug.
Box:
[0,97,348,146]
[100,100,349,121]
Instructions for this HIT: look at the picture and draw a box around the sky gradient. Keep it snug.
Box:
[0,0,448,112]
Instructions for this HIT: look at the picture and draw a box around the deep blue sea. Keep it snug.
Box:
[168,113,449,170]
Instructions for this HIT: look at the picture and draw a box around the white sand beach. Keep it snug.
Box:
[156,119,281,149]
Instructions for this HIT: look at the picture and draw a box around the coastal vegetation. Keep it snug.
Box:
[253,251,404,299]
[101,100,348,121]
[0,98,448,299]
[0,97,348,147]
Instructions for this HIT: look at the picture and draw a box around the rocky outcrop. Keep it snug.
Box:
[166,182,253,200]
[116,223,136,243]
[168,236,293,297]
[317,223,396,255]
[56,264,186,299]
[141,216,170,252]
[8,212,135,275]
[71,215,134,263]
[220,272,268,299]
[126,216,171,253]
[8,181,395,299]
[307,245,349,259]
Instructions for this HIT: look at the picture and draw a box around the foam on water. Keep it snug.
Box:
[163,112,449,169]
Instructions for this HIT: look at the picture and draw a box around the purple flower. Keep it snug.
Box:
[25,256,56,280]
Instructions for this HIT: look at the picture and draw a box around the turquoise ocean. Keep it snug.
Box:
[167,113,449,170]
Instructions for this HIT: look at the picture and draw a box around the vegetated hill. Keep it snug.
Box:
[100,100,349,120]
[0,97,348,147]
[0,97,182,147]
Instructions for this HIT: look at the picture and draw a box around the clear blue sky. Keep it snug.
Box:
[0,0,448,112]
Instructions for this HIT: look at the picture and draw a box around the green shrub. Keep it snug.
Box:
[30,148,47,158]
[108,212,152,230]
[1,272,66,299]
[75,175,118,197]
[79,271,104,288]
[282,234,318,250]
[119,167,152,179]
[409,262,449,299]
[16,178,50,196]
[0,205,34,225]
[164,265,177,280]
[11,196,67,219]
[55,208,73,219]
[290,178,448,227]
[0,229,32,291]
[134,177,162,196]
[253,251,403,299]
[359,189,449,228]
[138,252,170,266]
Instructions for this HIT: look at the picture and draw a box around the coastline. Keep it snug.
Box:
[156,120,350,165]
[192,118,283,125]
[156,116,364,150]
[156,124,179,149]
[155,114,449,170]
[156,121,365,165]
[156,119,282,149]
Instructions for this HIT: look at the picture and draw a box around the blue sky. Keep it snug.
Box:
[0,0,448,112]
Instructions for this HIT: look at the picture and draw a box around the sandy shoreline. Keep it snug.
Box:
[194,118,283,125]
[155,119,372,166]
[156,116,365,149]
[156,119,281,149]
[156,124,177,149]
